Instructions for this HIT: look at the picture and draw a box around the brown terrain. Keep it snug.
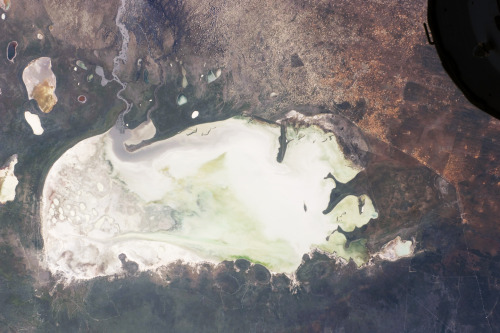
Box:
[169,0,499,258]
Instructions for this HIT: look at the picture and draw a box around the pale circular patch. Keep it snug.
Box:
[177,94,187,106]
[191,110,199,119]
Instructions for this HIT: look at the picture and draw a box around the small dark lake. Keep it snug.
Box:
[7,41,17,61]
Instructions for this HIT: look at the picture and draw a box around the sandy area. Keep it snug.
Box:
[123,119,156,146]
[376,236,414,261]
[0,155,18,204]
[22,57,58,113]
[24,111,44,135]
